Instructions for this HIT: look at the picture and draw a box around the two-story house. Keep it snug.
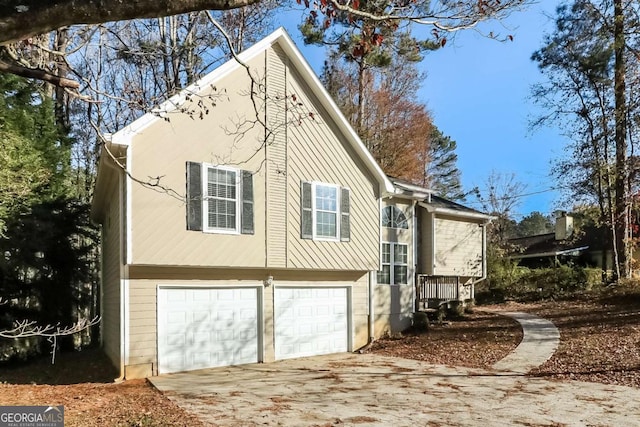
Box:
[91,28,491,379]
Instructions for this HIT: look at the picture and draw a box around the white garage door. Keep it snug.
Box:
[274,287,349,360]
[157,287,259,374]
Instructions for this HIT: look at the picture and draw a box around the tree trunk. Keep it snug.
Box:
[614,0,630,279]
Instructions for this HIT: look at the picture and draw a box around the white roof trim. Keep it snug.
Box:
[510,246,590,260]
[108,27,393,193]
[418,201,493,222]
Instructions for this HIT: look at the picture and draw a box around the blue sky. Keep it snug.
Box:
[283,0,566,218]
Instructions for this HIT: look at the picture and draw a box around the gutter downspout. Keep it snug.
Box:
[412,200,418,313]
[470,223,489,298]
[359,197,381,353]
[115,172,126,383]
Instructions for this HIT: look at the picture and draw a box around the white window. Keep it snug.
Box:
[381,206,408,229]
[377,243,408,285]
[301,181,350,241]
[315,184,338,238]
[186,162,254,235]
[204,165,239,233]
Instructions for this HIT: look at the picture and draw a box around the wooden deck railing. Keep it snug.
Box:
[415,275,460,310]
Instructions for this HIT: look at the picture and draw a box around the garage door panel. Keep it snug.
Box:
[158,287,260,374]
[275,287,349,360]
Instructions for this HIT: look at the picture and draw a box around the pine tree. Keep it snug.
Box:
[425,127,465,201]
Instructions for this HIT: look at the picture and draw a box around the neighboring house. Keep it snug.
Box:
[509,212,610,268]
[91,28,491,379]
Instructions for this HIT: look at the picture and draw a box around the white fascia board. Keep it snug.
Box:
[418,202,494,222]
[510,246,590,260]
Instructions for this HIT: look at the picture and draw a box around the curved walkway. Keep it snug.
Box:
[487,310,560,374]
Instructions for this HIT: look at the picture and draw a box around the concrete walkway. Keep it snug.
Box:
[488,310,561,374]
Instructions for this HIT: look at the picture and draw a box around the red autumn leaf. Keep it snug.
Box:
[324,18,331,29]
[320,0,327,6]
[310,10,317,18]
[372,33,384,46]
[292,94,297,102]
[352,45,363,57]
[508,34,514,41]
[353,0,360,9]
[441,38,447,47]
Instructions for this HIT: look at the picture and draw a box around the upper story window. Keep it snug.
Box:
[205,166,239,232]
[301,181,350,242]
[382,206,408,229]
[186,162,254,235]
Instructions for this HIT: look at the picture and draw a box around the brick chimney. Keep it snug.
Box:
[555,211,574,240]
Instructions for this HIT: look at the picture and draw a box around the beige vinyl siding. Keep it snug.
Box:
[376,198,415,335]
[284,65,379,271]
[124,268,369,378]
[128,52,267,268]
[417,211,435,275]
[265,45,288,268]
[434,215,483,276]
[101,182,121,370]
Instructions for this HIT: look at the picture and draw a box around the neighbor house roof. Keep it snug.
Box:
[90,27,395,221]
[508,225,608,260]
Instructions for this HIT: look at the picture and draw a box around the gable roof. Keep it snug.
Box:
[101,27,394,195]
[387,178,491,222]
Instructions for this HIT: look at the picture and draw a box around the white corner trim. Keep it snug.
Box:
[123,277,130,367]
[126,147,133,266]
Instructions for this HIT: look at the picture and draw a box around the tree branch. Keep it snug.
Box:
[0,0,261,45]
[0,59,80,88]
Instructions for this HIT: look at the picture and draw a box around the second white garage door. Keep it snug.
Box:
[274,287,349,360]
[157,287,260,374]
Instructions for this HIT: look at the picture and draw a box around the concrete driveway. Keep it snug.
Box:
[151,352,640,426]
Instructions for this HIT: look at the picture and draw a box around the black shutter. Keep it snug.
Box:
[301,181,313,239]
[241,170,254,234]
[186,162,202,231]
[340,187,350,241]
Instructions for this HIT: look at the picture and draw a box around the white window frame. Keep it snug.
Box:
[202,163,241,234]
[381,205,409,229]
[377,242,408,285]
[312,181,341,241]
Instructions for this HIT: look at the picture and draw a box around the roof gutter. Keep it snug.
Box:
[417,202,494,222]
[510,246,590,260]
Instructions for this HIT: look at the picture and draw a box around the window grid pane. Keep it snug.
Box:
[315,184,338,238]
[377,266,391,284]
[379,243,409,285]
[394,266,408,285]
[381,206,392,228]
[206,167,237,231]
[378,243,391,284]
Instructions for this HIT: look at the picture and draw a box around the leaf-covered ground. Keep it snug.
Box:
[523,299,640,388]
[370,298,640,388]
[0,298,638,425]
[0,350,204,427]
[368,310,524,368]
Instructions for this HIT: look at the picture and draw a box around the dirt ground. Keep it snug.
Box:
[0,299,638,425]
